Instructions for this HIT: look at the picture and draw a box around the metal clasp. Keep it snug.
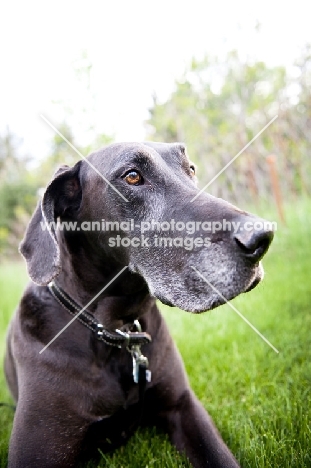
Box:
[115,328,130,348]
[133,319,142,332]
[129,345,152,384]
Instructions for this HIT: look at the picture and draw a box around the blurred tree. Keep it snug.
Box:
[0,128,25,180]
[38,123,81,184]
[39,122,113,186]
[146,49,310,206]
[0,52,114,258]
[0,128,38,258]
[284,44,311,195]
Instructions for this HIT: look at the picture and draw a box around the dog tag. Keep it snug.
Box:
[131,348,151,384]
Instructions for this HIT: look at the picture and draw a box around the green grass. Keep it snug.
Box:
[0,262,28,468]
[0,199,310,467]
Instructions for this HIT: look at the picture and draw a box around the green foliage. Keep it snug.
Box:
[0,181,36,249]
[0,129,39,257]
[147,48,311,205]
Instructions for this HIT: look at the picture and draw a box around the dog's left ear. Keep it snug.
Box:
[20,161,82,286]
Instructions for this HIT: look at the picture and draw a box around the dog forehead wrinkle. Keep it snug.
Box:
[114,149,159,172]
[86,142,146,168]
[144,141,190,167]
[86,145,164,177]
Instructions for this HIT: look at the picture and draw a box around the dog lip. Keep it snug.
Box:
[156,294,174,307]
[244,276,261,292]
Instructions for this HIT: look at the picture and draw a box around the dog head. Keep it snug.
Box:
[20,142,274,313]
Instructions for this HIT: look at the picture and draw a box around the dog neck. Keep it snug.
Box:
[53,232,153,329]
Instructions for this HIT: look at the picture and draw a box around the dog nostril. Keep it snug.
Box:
[234,229,274,263]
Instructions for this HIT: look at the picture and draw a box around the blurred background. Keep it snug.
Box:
[0,2,311,467]
[0,0,310,257]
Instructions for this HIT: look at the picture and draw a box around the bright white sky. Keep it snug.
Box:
[1,0,310,161]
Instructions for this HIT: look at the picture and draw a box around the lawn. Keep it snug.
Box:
[0,198,310,467]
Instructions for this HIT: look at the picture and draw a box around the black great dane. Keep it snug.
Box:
[5,142,274,467]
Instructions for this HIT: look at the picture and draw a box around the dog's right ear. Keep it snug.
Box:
[20,161,82,286]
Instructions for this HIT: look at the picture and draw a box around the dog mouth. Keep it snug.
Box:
[190,271,263,313]
[155,293,174,308]
[132,255,265,314]
[150,273,262,313]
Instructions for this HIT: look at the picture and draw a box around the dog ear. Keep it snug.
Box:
[20,161,82,286]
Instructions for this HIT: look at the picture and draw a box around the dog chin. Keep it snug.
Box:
[155,263,265,314]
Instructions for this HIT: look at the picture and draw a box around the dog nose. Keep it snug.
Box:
[234,221,274,263]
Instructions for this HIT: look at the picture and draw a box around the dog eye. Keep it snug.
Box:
[190,165,196,176]
[123,170,143,186]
